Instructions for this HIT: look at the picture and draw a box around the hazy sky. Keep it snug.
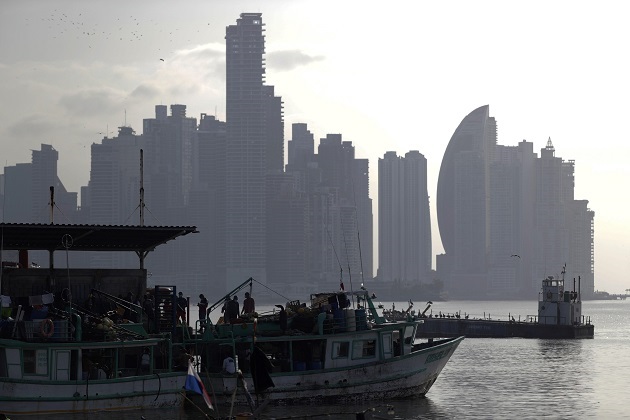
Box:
[1,1,628,293]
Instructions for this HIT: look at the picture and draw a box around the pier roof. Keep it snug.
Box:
[0,223,197,253]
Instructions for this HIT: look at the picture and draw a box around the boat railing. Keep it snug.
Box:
[20,318,72,341]
[204,306,374,340]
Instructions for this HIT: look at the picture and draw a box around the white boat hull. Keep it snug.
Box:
[0,372,186,415]
[207,336,463,405]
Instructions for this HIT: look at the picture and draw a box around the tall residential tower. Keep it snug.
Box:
[378,151,431,284]
[225,13,284,288]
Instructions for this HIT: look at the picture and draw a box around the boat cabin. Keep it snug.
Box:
[196,291,419,375]
[538,269,583,326]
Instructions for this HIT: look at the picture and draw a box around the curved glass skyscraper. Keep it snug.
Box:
[437,105,497,297]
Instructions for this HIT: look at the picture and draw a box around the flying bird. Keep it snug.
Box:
[511,254,521,258]
[159,58,164,61]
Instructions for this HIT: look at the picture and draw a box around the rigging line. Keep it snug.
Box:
[341,226,355,309]
[350,169,366,288]
[326,227,343,283]
[124,203,162,225]
[251,278,292,302]
[123,204,141,225]
[52,203,73,224]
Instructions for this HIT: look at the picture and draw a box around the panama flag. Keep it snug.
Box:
[186,362,213,410]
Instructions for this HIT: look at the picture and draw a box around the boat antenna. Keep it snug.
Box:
[124,148,161,225]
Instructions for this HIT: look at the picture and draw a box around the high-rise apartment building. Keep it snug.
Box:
[437,105,496,297]
[378,151,431,284]
[143,104,197,218]
[190,114,227,296]
[225,13,284,289]
[316,134,372,287]
[3,144,78,267]
[285,124,373,289]
[437,106,595,298]
[86,127,144,268]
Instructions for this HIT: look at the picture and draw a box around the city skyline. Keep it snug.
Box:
[1,2,628,293]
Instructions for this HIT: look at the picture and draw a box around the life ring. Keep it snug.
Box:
[546,291,552,300]
[40,319,54,338]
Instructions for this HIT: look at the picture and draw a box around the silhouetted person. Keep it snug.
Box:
[223,296,239,324]
[242,292,255,315]
[197,294,208,321]
[142,293,155,332]
[276,305,287,332]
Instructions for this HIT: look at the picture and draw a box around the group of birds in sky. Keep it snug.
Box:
[24,9,214,58]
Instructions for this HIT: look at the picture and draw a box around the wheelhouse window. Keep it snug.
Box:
[352,339,376,359]
[332,341,349,359]
[24,349,48,375]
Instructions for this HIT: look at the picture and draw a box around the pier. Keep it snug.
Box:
[416,317,594,339]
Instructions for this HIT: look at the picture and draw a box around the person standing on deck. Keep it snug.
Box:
[176,292,187,325]
[197,294,208,331]
[242,292,255,315]
[197,294,209,321]
[224,295,239,323]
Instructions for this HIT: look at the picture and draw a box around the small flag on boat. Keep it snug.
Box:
[186,362,213,410]
[340,281,345,291]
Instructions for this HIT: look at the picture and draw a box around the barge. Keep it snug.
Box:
[413,268,594,339]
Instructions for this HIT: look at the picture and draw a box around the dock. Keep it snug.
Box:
[416,317,594,339]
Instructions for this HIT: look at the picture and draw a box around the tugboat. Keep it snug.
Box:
[538,265,585,327]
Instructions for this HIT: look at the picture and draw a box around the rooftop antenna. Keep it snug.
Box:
[139,149,145,226]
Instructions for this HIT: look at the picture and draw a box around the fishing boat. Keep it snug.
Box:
[0,223,197,416]
[186,278,464,411]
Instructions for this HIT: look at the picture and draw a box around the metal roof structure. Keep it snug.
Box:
[0,223,197,253]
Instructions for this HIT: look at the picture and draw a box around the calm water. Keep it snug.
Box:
[47,299,630,419]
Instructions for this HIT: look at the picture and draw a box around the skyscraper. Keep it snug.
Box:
[143,104,197,216]
[437,105,496,297]
[378,151,431,284]
[437,106,595,298]
[225,13,284,288]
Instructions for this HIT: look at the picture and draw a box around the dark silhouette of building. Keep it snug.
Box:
[285,126,373,291]
[437,106,594,299]
[225,13,284,289]
[378,151,431,285]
